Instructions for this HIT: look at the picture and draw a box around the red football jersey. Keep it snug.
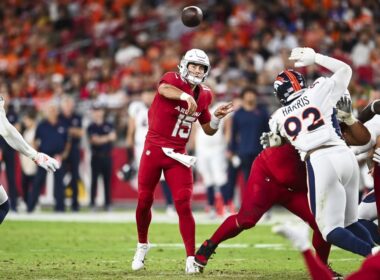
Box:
[257,143,307,191]
[146,72,212,149]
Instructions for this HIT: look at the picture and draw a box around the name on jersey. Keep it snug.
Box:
[175,106,201,117]
[281,96,310,116]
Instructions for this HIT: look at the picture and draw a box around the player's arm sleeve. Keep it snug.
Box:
[157,72,184,100]
[315,53,352,100]
[358,99,380,123]
[0,112,38,159]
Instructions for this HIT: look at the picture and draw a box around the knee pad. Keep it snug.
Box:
[0,186,8,205]
[173,188,192,202]
[137,190,154,209]
[236,211,256,230]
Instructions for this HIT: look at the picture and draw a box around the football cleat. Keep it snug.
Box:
[185,256,201,274]
[327,264,344,280]
[372,246,380,255]
[194,239,218,269]
[131,243,150,271]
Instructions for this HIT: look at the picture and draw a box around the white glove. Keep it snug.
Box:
[336,96,357,125]
[373,148,380,164]
[32,153,60,172]
[289,47,316,67]
[260,132,282,149]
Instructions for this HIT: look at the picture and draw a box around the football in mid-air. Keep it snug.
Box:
[181,6,203,27]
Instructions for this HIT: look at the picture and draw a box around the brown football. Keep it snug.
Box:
[181,6,203,27]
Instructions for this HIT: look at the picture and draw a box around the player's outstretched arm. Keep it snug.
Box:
[0,107,59,172]
[158,83,197,115]
[201,102,233,135]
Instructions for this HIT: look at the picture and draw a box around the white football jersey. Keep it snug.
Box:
[195,102,227,156]
[128,101,149,148]
[270,77,346,157]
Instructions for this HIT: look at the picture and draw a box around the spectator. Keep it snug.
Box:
[59,95,83,212]
[19,108,38,206]
[87,104,116,211]
[225,87,269,206]
[28,102,69,212]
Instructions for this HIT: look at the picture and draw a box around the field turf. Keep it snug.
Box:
[1,220,362,279]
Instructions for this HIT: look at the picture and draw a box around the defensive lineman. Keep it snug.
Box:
[269,47,376,256]
[0,97,59,223]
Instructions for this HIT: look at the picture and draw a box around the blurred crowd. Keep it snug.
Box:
[1,0,380,212]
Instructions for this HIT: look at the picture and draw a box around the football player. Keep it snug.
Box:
[131,49,233,273]
[267,47,376,256]
[0,97,59,223]
[194,94,369,277]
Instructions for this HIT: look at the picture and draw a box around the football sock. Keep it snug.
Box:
[210,214,243,244]
[311,231,331,264]
[326,227,372,256]
[174,199,195,256]
[160,180,173,205]
[0,199,9,224]
[302,249,333,280]
[135,198,153,243]
[346,221,375,246]
[206,185,215,206]
[358,219,380,245]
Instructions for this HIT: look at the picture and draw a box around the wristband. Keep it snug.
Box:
[344,115,357,126]
[180,92,191,101]
[210,114,220,130]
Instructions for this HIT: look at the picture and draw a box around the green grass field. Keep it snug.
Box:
[1,220,363,279]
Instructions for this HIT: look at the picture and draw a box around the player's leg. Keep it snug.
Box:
[307,149,372,257]
[343,156,375,247]
[132,145,162,271]
[101,156,112,210]
[53,167,65,212]
[0,185,10,223]
[89,156,99,208]
[164,161,197,273]
[27,167,47,212]
[283,191,331,264]
[358,191,380,244]
[4,150,18,212]
[70,149,81,211]
[197,154,216,216]
[210,152,228,216]
[195,163,279,267]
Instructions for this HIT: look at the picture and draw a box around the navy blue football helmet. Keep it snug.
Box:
[273,70,306,105]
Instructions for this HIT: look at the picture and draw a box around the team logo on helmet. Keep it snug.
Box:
[273,69,306,105]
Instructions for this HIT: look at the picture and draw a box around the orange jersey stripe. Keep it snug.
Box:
[284,70,301,92]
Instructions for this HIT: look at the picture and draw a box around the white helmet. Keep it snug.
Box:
[178,49,210,85]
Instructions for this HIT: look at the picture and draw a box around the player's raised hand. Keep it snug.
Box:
[214,102,233,119]
[32,152,61,172]
[289,47,316,67]
[336,96,357,125]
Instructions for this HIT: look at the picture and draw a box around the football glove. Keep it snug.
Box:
[373,148,380,164]
[260,132,282,149]
[336,96,357,125]
[32,152,60,172]
[289,47,316,67]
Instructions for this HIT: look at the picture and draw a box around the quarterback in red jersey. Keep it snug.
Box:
[131,48,233,274]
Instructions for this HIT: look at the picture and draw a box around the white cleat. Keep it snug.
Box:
[132,243,150,271]
[185,256,200,274]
